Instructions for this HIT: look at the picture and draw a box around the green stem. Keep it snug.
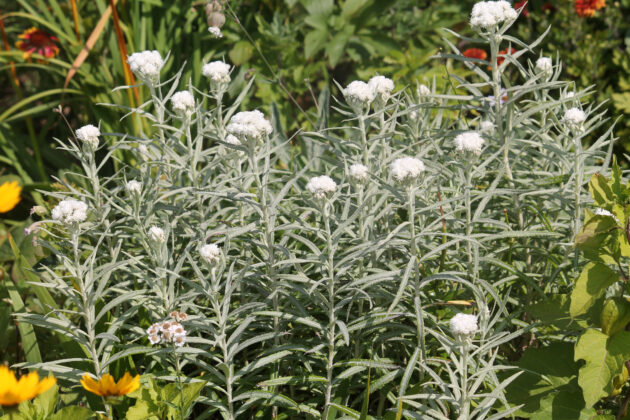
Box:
[322,203,336,419]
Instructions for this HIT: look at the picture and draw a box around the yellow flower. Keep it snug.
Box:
[0,366,56,406]
[81,372,140,397]
[0,181,21,213]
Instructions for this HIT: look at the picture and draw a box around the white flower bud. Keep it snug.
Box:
[208,26,223,38]
[450,313,478,336]
[348,164,369,183]
[390,157,425,184]
[200,244,221,264]
[148,226,166,243]
[202,61,231,91]
[368,75,394,108]
[306,175,337,200]
[342,81,375,114]
[226,110,273,145]
[454,132,485,155]
[51,199,88,225]
[75,124,100,148]
[127,50,163,86]
[563,107,586,132]
[126,180,142,194]
[170,91,195,117]
[470,1,517,32]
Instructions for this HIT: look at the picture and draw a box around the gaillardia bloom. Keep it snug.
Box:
[463,48,487,61]
[81,372,140,397]
[15,27,60,59]
[0,366,56,406]
[574,0,605,17]
[0,181,21,213]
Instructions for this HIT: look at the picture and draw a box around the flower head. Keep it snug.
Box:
[575,0,605,17]
[417,84,431,99]
[208,26,223,38]
[0,181,21,213]
[0,366,56,406]
[368,75,395,107]
[226,110,273,145]
[225,134,241,146]
[342,81,375,114]
[391,157,425,184]
[127,50,163,86]
[147,320,187,347]
[450,313,479,337]
[454,132,485,155]
[75,124,101,149]
[15,27,59,60]
[202,61,231,91]
[126,180,142,195]
[306,176,337,200]
[348,164,369,183]
[51,199,88,224]
[170,91,195,117]
[470,1,518,31]
[81,372,139,398]
[563,107,586,131]
[535,57,552,78]
[148,226,166,243]
[479,121,494,134]
[463,48,487,61]
[200,243,221,264]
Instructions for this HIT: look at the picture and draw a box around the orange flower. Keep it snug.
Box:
[575,0,605,17]
[496,47,517,67]
[15,27,59,59]
[0,181,21,213]
[0,366,56,406]
[463,48,487,61]
[81,372,140,398]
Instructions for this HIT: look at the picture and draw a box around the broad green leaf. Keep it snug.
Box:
[574,329,630,407]
[49,406,94,420]
[229,41,254,66]
[600,298,630,336]
[589,173,614,206]
[574,216,618,252]
[304,29,328,59]
[570,262,617,317]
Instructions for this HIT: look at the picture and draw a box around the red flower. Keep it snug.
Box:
[574,0,605,17]
[15,27,59,59]
[541,1,555,11]
[463,48,488,61]
[496,47,517,67]
[514,1,529,17]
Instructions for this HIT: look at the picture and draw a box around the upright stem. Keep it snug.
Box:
[464,164,476,281]
[489,36,512,181]
[457,344,470,420]
[322,203,336,419]
[407,187,426,376]
[573,134,583,239]
[174,348,186,420]
[359,115,369,166]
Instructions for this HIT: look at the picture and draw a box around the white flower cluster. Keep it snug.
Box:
[368,75,395,107]
[594,208,619,223]
[535,57,552,78]
[342,81,375,114]
[148,226,166,243]
[225,134,241,146]
[479,120,494,134]
[306,175,337,200]
[52,199,88,225]
[390,157,425,183]
[348,164,369,183]
[449,313,479,336]
[202,61,231,90]
[200,243,221,264]
[146,320,187,347]
[170,91,195,117]
[126,180,142,195]
[417,84,431,99]
[563,107,586,131]
[208,26,223,38]
[127,50,163,85]
[75,124,100,148]
[470,1,517,31]
[226,110,273,144]
[454,132,485,155]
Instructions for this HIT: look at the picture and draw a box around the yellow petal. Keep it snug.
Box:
[15,371,41,401]
[0,181,21,213]
[81,374,104,397]
[116,373,140,395]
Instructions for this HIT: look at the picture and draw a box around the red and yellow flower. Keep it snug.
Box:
[575,0,605,17]
[15,27,59,59]
[463,48,488,61]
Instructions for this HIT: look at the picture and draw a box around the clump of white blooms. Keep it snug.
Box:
[417,84,431,100]
[470,1,517,31]
[535,57,552,78]
[454,132,485,155]
[170,91,195,117]
[202,61,231,91]
[208,26,223,38]
[226,110,273,145]
[563,107,586,131]
[126,180,142,194]
[138,144,150,160]
[565,91,576,99]
[368,75,395,107]
[200,243,221,265]
[390,157,425,184]
[348,164,369,183]
[450,313,479,336]
[594,208,619,223]
[306,175,337,200]
[342,81,375,114]
[127,50,163,86]
[479,120,494,134]
[75,124,100,148]
[148,226,166,243]
[146,320,187,347]
[51,199,88,225]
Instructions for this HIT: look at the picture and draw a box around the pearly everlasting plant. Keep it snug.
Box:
[127,50,163,86]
